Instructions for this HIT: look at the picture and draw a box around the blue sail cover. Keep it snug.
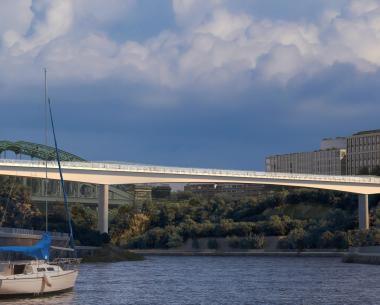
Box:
[0,233,51,260]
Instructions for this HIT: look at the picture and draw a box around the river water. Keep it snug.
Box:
[3,256,380,305]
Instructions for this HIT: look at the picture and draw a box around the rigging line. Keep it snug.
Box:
[47,98,76,253]
[44,68,48,233]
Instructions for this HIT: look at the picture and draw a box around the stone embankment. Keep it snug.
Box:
[131,249,344,257]
[343,246,380,265]
[129,237,345,258]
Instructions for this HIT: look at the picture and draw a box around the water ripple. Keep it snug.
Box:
[2,256,380,305]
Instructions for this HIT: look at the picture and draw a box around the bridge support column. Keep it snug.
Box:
[98,184,109,233]
[358,194,369,230]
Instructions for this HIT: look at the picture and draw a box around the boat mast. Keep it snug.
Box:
[47,98,75,251]
[44,68,48,233]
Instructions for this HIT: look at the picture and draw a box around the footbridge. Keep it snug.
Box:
[0,159,379,233]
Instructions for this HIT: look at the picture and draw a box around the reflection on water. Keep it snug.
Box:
[3,256,380,305]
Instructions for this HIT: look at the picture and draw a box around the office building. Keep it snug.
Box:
[346,129,380,175]
[265,137,347,175]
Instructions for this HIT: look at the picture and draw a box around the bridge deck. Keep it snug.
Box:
[1,159,380,194]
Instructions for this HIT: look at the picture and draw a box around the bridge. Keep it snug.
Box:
[0,159,379,233]
[0,140,138,206]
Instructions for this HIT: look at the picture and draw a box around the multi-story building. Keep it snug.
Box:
[152,185,172,199]
[265,138,347,175]
[346,129,380,175]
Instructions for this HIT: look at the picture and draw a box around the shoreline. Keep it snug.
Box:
[130,250,345,257]
[131,249,380,265]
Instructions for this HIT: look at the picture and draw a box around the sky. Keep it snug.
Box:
[1,0,380,170]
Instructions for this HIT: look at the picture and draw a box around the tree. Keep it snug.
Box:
[286,228,306,250]
[319,231,334,248]
[333,231,348,249]
[71,204,97,229]
[265,215,288,235]
[0,177,43,230]
[166,231,183,248]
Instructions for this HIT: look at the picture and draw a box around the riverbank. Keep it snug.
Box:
[79,245,144,263]
[343,253,380,265]
[130,249,345,257]
[342,246,380,265]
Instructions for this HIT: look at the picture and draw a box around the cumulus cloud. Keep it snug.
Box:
[1,0,380,98]
[172,0,223,27]
[3,0,73,54]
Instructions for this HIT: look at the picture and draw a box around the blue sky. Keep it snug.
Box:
[1,0,380,170]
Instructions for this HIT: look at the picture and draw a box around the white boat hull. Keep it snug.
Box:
[0,270,78,296]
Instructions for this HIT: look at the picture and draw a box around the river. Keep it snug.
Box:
[3,256,380,305]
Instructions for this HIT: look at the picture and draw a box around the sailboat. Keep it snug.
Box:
[0,70,80,296]
[0,235,79,295]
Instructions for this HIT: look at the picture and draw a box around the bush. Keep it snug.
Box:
[350,229,380,247]
[332,231,349,249]
[101,233,111,244]
[264,215,288,235]
[279,228,306,250]
[318,231,334,248]
[207,239,219,249]
[166,232,183,248]
[239,234,265,249]
[74,226,104,246]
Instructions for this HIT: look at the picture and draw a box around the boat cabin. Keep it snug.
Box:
[0,261,61,276]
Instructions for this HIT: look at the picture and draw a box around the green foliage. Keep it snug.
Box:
[319,231,334,248]
[278,228,306,250]
[350,229,380,247]
[110,188,362,250]
[166,231,183,248]
[126,226,184,249]
[0,177,43,230]
[333,231,349,249]
[71,204,97,229]
[239,234,265,249]
[0,178,363,251]
[73,226,104,246]
[101,232,111,244]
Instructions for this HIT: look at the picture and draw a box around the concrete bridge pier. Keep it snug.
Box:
[358,194,369,230]
[98,184,109,233]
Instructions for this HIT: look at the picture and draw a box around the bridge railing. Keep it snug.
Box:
[1,159,380,184]
[0,226,68,238]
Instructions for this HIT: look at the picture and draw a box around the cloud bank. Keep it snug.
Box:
[1,0,380,88]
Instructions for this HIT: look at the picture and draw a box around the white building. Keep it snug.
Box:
[266,138,347,175]
[347,129,380,175]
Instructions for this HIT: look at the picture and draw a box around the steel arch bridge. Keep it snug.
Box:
[0,140,84,161]
[0,140,135,206]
